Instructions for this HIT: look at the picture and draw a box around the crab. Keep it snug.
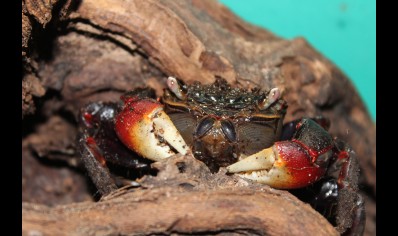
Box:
[78,77,365,235]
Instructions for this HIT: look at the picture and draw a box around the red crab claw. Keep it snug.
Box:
[115,93,190,161]
[227,119,334,189]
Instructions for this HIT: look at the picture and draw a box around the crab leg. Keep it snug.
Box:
[115,95,190,161]
[332,139,365,235]
[227,119,334,189]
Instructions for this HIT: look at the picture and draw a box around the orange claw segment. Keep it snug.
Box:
[115,97,189,161]
[273,141,326,189]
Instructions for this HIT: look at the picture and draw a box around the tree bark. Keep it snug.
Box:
[22,0,375,235]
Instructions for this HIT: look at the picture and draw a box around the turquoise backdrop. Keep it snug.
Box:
[220,0,376,121]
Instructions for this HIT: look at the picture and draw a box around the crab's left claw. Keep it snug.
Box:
[227,119,334,189]
[115,93,190,161]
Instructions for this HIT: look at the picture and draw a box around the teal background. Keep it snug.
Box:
[220,0,376,121]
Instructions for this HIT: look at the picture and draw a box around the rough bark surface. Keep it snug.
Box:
[22,0,376,235]
[23,189,338,236]
[23,155,339,236]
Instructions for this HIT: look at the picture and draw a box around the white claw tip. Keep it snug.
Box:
[227,148,275,173]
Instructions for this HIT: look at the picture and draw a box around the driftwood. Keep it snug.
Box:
[23,155,339,236]
[22,0,376,235]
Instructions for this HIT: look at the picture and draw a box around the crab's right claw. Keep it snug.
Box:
[115,95,190,161]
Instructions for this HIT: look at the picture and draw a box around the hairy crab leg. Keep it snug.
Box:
[78,103,119,196]
[115,94,190,161]
[332,140,365,235]
[78,134,118,195]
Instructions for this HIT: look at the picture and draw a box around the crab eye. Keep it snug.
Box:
[221,120,236,142]
[258,88,280,110]
[196,117,215,137]
[167,76,187,100]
